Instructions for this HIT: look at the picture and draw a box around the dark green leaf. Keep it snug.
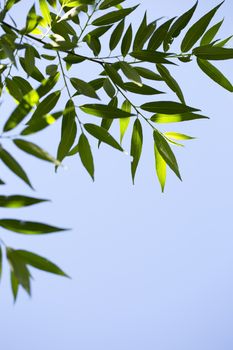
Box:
[131,119,143,184]
[99,0,125,10]
[10,270,19,302]
[181,2,224,52]
[84,123,123,151]
[0,219,68,234]
[141,101,199,114]
[119,61,142,85]
[130,50,174,64]
[0,147,33,189]
[78,134,94,180]
[197,58,233,92]
[121,24,132,56]
[80,103,134,118]
[92,6,138,26]
[135,67,163,81]
[200,19,224,46]
[109,19,125,51]
[120,100,131,143]
[70,78,99,99]
[193,46,233,60]
[7,248,31,295]
[154,144,166,192]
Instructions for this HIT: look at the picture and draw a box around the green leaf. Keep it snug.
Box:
[167,2,198,40]
[164,132,195,140]
[80,103,134,119]
[130,119,143,184]
[134,67,163,81]
[7,248,31,295]
[119,61,142,86]
[39,0,51,25]
[197,58,233,92]
[19,57,44,82]
[147,17,175,51]
[14,139,60,165]
[181,1,224,52]
[153,129,181,180]
[104,63,125,88]
[124,82,163,95]
[120,100,131,143]
[92,6,138,26]
[84,123,123,151]
[151,112,209,123]
[200,19,224,46]
[0,219,68,234]
[130,50,174,64]
[0,195,48,208]
[99,0,125,10]
[78,134,94,180]
[22,111,63,135]
[24,46,35,75]
[0,147,33,189]
[27,91,61,125]
[15,250,69,277]
[10,270,19,302]
[141,101,199,114]
[121,24,132,56]
[156,64,185,103]
[70,78,99,99]
[109,19,125,51]
[103,78,116,98]
[57,100,77,163]
[154,144,166,192]
[193,46,233,60]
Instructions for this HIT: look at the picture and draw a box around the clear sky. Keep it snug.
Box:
[1,1,233,349]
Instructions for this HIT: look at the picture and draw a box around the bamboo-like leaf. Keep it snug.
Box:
[193,46,233,60]
[154,144,166,192]
[84,123,123,151]
[131,119,143,183]
[109,19,125,51]
[121,24,132,56]
[99,0,125,10]
[181,2,224,52]
[119,61,142,86]
[197,58,233,92]
[80,103,134,118]
[151,112,209,123]
[200,19,224,46]
[70,78,99,99]
[16,250,69,277]
[0,147,33,189]
[153,129,181,179]
[147,17,175,51]
[120,100,131,144]
[0,219,68,234]
[78,133,94,180]
[14,139,60,165]
[141,101,199,114]
[156,64,185,103]
[130,50,174,64]
[0,195,48,208]
[164,132,195,140]
[92,6,138,26]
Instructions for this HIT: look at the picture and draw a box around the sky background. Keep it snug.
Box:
[1,1,233,349]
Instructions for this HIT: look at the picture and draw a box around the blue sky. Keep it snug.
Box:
[1,1,233,349]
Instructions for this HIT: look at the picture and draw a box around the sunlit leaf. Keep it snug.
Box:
[0,195,48,208]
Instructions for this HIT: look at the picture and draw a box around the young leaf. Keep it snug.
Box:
[15,250,69,277]
[197,58,233,92]
[147,17,175,51]
[164,132,195,140]
[119,61,142,86]
[154,144,166,192]
[84,123,123,151]
[168,2,198,39]
[10,270,19,302]
[131,119,143,184]
[151,112,209,123]
[130,50,174,64]
[135,67,163,81]
[0,147,33,189]
[156,64,185,103]
[0,219,68,234]
[0,195,48,208]
[153,129,181,180]
[181,2,224,52]
[141,101,199,114]
[78,134,94,180]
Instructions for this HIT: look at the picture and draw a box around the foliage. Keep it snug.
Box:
[0,0,232,300]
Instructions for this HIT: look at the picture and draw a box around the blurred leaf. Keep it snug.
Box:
[147,17,175,51]
[7,248,31,295]
[10,270,19,302]
[120,100,131,143]
[0,147,33,189]
[141,101,199,114]
[80,103,134,118]
[131,119,143,184]
[0,195,48,208]
[0,219,68,234]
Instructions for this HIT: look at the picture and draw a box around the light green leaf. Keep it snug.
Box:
[164,132,195,140]
[80,103,134,119]
[151,112,209,123]
[120,100,131,144]
[124,82,163,95]
[70,78,99,99]
[28,91,61,125]
[7,248,31,295]
[10,270,19,302]
[154,144,166,192]
[153,129,181,180]
[147,17,175,51]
